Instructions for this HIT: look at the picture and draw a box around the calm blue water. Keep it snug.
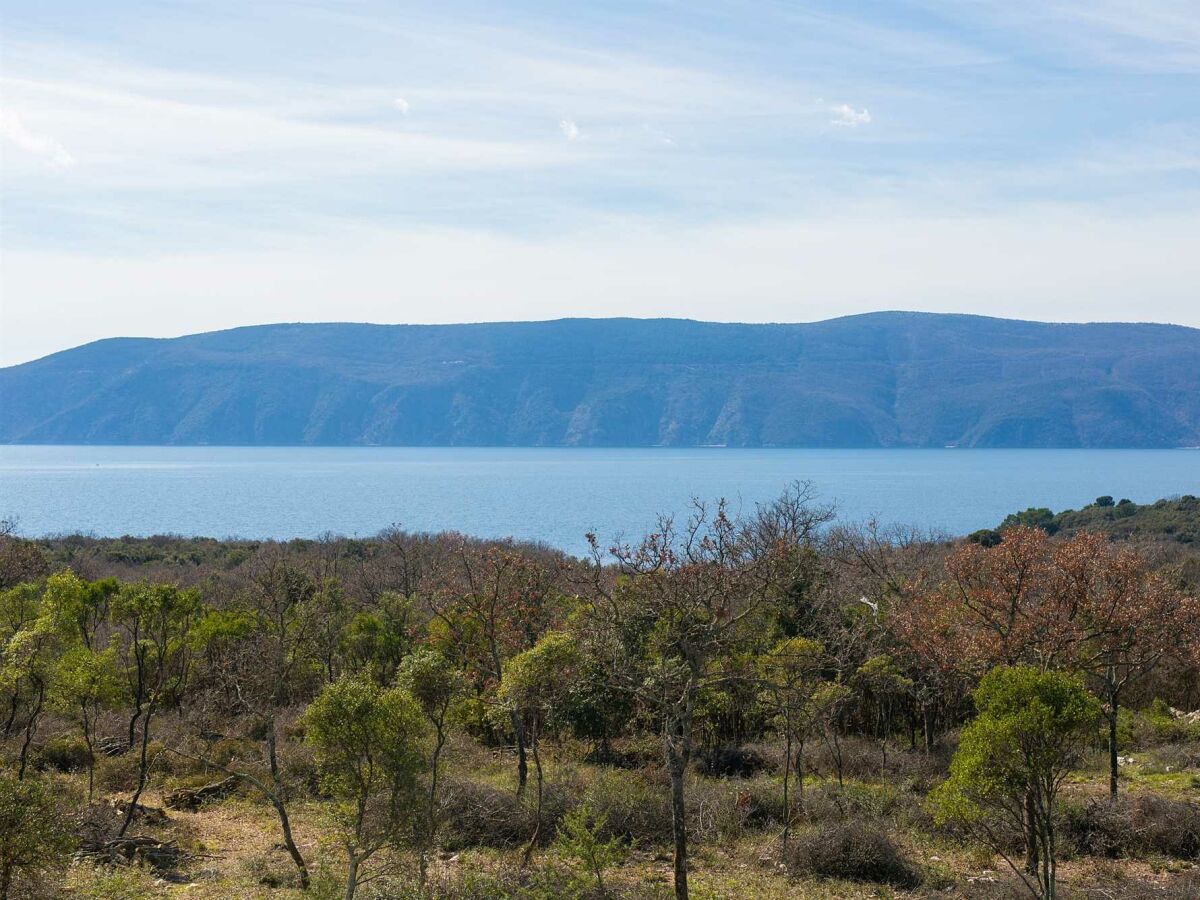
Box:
[1,446,1196,554]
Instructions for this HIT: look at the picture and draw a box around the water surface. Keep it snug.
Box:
[1,446,1196,554]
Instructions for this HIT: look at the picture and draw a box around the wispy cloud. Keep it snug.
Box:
[0,108,75,167]
[830,104,870,128]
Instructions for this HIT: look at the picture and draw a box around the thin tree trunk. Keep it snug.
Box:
[669,753,689,900]
[420,725,446,888]
[82,704,96,803]
[510,708,528,797]
[795,738,805,806]
[1107,671,1120,799]
[119,702,155,837]
[1023,787,1039,878]
[126,704,142,754]
[3,691,19,737]
[267,719,311,889]
[17,682,45,781]
[523,725,544,866]
[781,730,792,856]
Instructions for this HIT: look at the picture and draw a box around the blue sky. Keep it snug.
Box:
[1,0,1198,364]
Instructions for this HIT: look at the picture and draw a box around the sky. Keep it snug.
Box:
[1,0,1198,365]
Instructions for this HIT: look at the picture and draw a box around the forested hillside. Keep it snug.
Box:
[4,313,1199,447]
[975,494,1200,548]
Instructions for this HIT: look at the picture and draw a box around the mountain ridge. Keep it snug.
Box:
[4,313,1199,448]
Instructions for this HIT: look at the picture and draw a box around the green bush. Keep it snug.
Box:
[209,736,258,767]
[37,734,92,773]
[94,752,140,794]
[554,803,629,894]
[1139,700,1200,744]
[0,774,73,895]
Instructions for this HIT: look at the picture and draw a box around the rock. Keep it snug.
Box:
[109,799,169,825]
[164,776,239,811]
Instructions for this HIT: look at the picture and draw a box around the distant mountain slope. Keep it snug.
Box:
[3,313,1199,447]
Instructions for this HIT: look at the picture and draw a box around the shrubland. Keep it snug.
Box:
[0,488,1198,899]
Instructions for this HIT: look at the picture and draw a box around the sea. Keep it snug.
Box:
[1,446,1197,555]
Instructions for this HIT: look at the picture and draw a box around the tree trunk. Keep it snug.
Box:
[82,708,96,803]
[510,708,529,797]
[795,738,805,805]
[1107,671,1120,799]
[420,727,445,888]
[126,701,143,753]
[16,682,44,781]
[119,702,155,837]
[3,691,19,737]
[669,753,689,900]
[523,726,544,866]
[1023,787,1039,877]
[344,849,360,900]
[267,719,311,889]
[781,731,792,856]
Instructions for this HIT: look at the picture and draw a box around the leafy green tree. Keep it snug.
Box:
[852,654,913,769]
[304,675,425,900]
[341,592,419,684]
[396,649,466,886]
[110,581,200,836]
[929,667,1100,900]
[50,645,122,801]
[498,631,580,864]
[0,571,87,779]
[757,636,823,853]
[0,584,40,738]
[999,508,1058,535]
[0,774,72,899]
[810,681,853,788]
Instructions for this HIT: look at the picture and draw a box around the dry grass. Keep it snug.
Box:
[39,735,1200,899]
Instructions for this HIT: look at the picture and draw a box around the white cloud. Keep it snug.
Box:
[0,108,75,167]
[0,70,570,192]
[830,104,871,127]
[393,96,410,115]
[559,118,580,141]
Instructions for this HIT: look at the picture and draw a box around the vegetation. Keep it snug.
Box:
[930,668,1100,899]
[972,494,1200,548]
[0,490,1198,899]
